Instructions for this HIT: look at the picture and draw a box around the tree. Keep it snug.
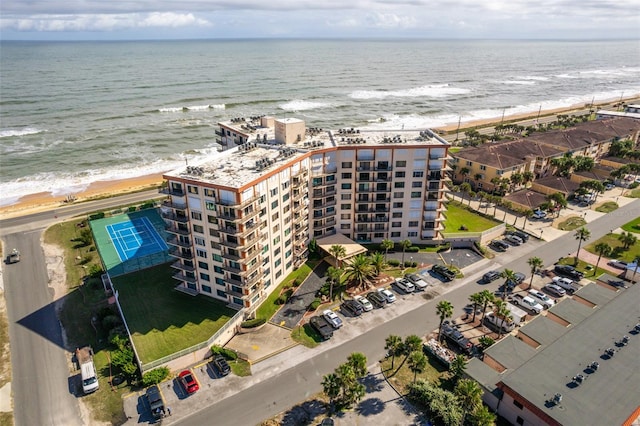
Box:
[346,352,368,378]
[521,209,534,229]
[547,192,567,217]
[400,239,412,269]
[329,244,346,268]
[380,238,394,261]
[436,300,454,342]
[326,266,342,301]
[455,379,483,425]
[459,167,470,182]
[401,334,424,367]
[594,243,612,276]
[493,299,512,338]
[469,403,497,426]
[522,170,535,186]
[618,231,638,250]
[478,290,495,322]
[449,355,467,382]
[527,257,544,289]
[468,292,484,322]
[322,353,368,411]
[369,252,386,276]
[385,335,403,370]
[500,269,518,299]
[459,182,472,203]
[322,373,341,412]
[574,227,591,265]
[408,351,428,383]
[344,253,374,291]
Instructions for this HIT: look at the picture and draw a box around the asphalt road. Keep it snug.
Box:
[177,198,640,426]
[0,189,164,426]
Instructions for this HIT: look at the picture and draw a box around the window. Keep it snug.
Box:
[516,417,524,426]
[410,192,421,198]
[412,181,423,188]
[273,236,281,245]
[202,285,212,293]
[271,200,278,209]
[412,171,424,178]
[216,290,226,298]
[284,228,291,236]
[198,261,209,269]
[480,165,487,171]
[275,258,282,267]
[188,185,199,194]
[195,236,205,246]
[408,221,419,227]
[391,231,401,238]
[341,204,351,210]
[282,181,289,190]
[374,232,385,238]
[393,192,404,199]
[342,161,352,168]
[395,171,406,178]
[392,212,402,218]
[272,223,280,233]
[466,161,472,166]
[341,183,352,190]
[272,212,279,221]
[513,400,524,410]
[285,239,291,247]
[196,249,207,258]
[392,202,403,208]
[392,222,402,228]
[407,231,418,237]
[283,193,290,202]
[204,188,215,197]
[212,254,222,262]
[191,211,202,220]
[207,215,217,224]
[341,223,351,229]
[340,213,351,220]
[274,247,281,256]
[214,265,223,274]
[270,187,278,197]
[396,160,406,167]
[275,270,282,279]
[199,273,210,281]
[327,206,335,214]
[193,224,204,234]
[341,172,352,179]
[394,182,405,188]
[341,193,352,200]
[206,201,215,211]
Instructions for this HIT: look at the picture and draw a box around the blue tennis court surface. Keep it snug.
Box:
[106,217,169,262]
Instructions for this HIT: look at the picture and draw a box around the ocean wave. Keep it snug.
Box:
[518,76,549,81]
[0,127,44,138]
[279,100,332,111]
[499,80,537,85]
[349,84,470,100]
[158,104,225,112]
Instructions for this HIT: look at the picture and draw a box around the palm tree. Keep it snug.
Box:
[455,379,483,425]
[459,167,470,182]
[384,335,403,370]
[369,252,386,276]
[346,352,368,378]
[400,239,411,270]
[459,182,472,204]
[380,239,394,261]
[322,373,341,413]
[468,292,484,322]
[521,209,534,229]
[470,404,497,426]
[522,171,535,187]
[493,299,512,338]
[326,266,342,301]
[594,243,612,276]
[618,231,638,250]
[478,290,495,322]
[436,300,454,342]
[450,354,467,382]
[527,257,544,289]
[501,269,518,299]
[329,244,346,268]
[344,253,374,291]
[574,227,591,265]
[402,335,423,364]
[408,351,427,383]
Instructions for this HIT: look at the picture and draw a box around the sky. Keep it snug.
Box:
[1,0,639,41]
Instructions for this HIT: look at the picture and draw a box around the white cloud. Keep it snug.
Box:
[138,12,211,28]
[365,12,417,29]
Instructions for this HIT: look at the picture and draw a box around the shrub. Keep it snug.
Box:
[142,367,170,387]
[241,318,266,328]
[211,345,238,360]
[87,264,104,278]
[388,259,400,267]
[140,201,155,209]
[88,212,105,220]
[128,206,137,212]
[79,254,93,265]
[629,182,639,189]
[406,246,420,253]
[102,314,122,331]
[308,298,321,311]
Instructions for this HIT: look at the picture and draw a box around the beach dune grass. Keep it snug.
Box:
[112,263,235,364]
[442,202,501,234]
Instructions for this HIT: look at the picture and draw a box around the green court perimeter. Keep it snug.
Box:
[112,264,236,364]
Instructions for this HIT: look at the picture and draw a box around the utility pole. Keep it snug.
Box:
[455,116,461,142]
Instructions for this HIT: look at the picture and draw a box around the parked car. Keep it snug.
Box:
[342,299,364,316]
[484,312,515,333]
[212,354,231,376]
[511,230,530,242]
[554,264,584,280]
[543,283,566,297]
[309,315,334,340]
[406,273,429,290]
[431,264,456,281]
[377,287,396,303]
[552,276,579,294]
[511,294,543,314]
[506,272,526,289]
[7,249,20,264]
[605,183,615,191]
[607,259,628,269]
[146,385,165,419]
[353,295,373,312]
[527,289,555,309]
[505,234,523,246]
[532,209,547,219]
[482,270,501,283]
[366,291,386,308]
[440,322,475,355]
[322,309,343,329]
[178,369,199,394]
[490,240,509,252]
[395,278,415,293]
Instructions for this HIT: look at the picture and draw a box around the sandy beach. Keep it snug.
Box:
[1,96,637,219]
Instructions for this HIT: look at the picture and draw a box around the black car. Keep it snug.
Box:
[146,385,165,419]
[440,323,474,355]
[431,264,456,281]
[509,230,529,242]
[309,315,334,340]
[505,272,526,288]
[366,291,386,308]
[490,240,509,252]
[341,299,364,316]
[554,264,584,280]
[482,270,501,283]
[212,355,231,376]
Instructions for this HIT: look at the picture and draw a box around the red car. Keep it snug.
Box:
[178,370,199,394]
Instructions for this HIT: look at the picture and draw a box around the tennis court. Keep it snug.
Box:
[91,209,172,277]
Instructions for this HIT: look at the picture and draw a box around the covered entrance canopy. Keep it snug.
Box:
[316,233,368,266]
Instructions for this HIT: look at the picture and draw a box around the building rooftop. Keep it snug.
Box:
[518,316,567,347]
[532,176,580,194]
[503,190,547,210]
[547,298,593,325]
[500,281,640,426]
[466,357,502,393]
[572,281,618,306]
[596,109,640,119]
[484,335,538,371]
[164,119,449,189]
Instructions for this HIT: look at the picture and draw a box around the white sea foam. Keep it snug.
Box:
[279,100,331,111]
[349,84,470,100]
[500,80,537,85]
[518,76,549,81]
[0,127,44,138]
[158,104,225,112]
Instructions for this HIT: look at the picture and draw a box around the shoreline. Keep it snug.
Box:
[1,95,638,218]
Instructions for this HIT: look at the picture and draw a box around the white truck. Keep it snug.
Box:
[76,346,99,394]
[505,303,528,325]
[484,312,516,333]
[511,294,543,314]
[552,276,580,294]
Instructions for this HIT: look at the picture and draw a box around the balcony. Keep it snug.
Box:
[165,225,190,236]
[162,199,187,210]
[162,212,189,223]
[243,247,262,263]
[315,217,336,229]
[240,261,262,277]
[172,272,197,284]
[355,215,388,223]
[225,285,245,298]
[169,247,193,260]
[170,261,195,272]
[160,187,185,197]
[222,262,242,274]
[217,194,260,209]
[218,220,259,237]
[167,237,192,248]
[355,206,390,213]
[217,206,260,222]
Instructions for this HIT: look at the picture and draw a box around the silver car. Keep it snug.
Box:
[377,287,396,303]
[395,278,415,293]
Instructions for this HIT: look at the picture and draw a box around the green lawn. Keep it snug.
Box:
[381,351,451,396]
[557,257,608,277]
[595,202,618,213]
[442,202,501,233]
[557,216,586,231]
[584,233,640,263]
[621,217,640,234]
[112,263,236,364]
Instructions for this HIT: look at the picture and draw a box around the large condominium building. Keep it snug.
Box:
[162,116,450,312]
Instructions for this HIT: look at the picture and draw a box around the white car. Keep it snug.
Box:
[527,289,555,309]
[543,284,566,297]
[353,295,373,312]
[395,278,415,293]
[406,273,429,291]
[607,259,627,269]
[377,287,396,303]
[532,210,547,219]
[322,310,343,329]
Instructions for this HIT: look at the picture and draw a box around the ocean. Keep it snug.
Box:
[1,39,639,206]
